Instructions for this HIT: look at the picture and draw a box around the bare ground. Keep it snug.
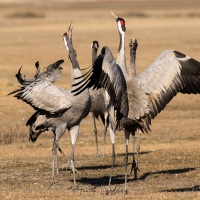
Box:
[0,1,200,199]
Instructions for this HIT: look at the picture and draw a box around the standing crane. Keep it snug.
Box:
[110,12,200,191]
[89,41,109,157]
[128,38,141,179]
[71,34,200,194]
[9,23,92,190]
[111,12,144,180]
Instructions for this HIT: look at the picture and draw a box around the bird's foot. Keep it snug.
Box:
[124,186,129,194]
[96,153,101,158]
[130,163,140,180]
[67,184,85,192]
[96,153,106,158]
[102,185,117,195]
[48,180,57,189]
[61,161,78,173]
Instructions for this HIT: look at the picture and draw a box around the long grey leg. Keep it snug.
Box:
[103,112,109,157]
[130,132,138,180]
[135,130,142,173]
[69,125,79,190]
[49,137,58,188]
[124,131,130,193]
[58,146,68,161]
[70,144,76,190]
[92,114,99,157]
[106,124,116,194]
[108,143,116,188]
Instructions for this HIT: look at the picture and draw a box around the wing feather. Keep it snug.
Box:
[137,49,200,120]
[72,46,129,118]
[10,80,72,113]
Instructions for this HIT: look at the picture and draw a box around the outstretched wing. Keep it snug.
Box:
[72,46,129,119]
[137,49,200,121]
[9,79,72,114]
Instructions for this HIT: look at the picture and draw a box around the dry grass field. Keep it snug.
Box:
[0,0,200,199]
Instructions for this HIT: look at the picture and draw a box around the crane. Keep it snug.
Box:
[16,57,70,167]
[89,40,109,157]
[9,23,92,190]
[128,38,141,179]
[111,12,144,181]
[110,12,200,191]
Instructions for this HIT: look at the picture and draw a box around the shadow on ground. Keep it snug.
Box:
[139,167,196,180]
[60,164,122,171]
[117,150,154,157]
[76,174,134,186]
[161,185,200,192]
[74,167,196,187]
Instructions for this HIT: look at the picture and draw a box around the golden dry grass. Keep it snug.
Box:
[0,0,200,199]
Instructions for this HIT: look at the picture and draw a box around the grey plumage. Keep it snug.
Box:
[15,60,71,162]
[89,40,109,157]
[112,13,147,190]
[128,38,141,179]
[136,49,200,122]
[72,46,129,125]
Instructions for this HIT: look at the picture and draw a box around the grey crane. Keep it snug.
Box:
[9,23,91,189]
[128,38,142,179]
[89,40,109,157]
[16,58,69,164]
[111,12,200,189]
[71,34,200,193]
[111,12,143,181]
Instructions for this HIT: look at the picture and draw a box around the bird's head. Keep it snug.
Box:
[42,59,64,83]
[52,59,64,70]
[111,12,126,33]
[129,38,138,51]
[63,21,73,51]
[45,59,64,73]
[91,40,99,51]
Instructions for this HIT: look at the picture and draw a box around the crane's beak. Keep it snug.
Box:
[63,21,74,41]
[68,21,74,32]
[63,21,74,39]
[111,11,118,19]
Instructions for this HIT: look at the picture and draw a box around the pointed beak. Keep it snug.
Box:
[63,21,74,40]
[111,11,118,19]
[68,21,74,32]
